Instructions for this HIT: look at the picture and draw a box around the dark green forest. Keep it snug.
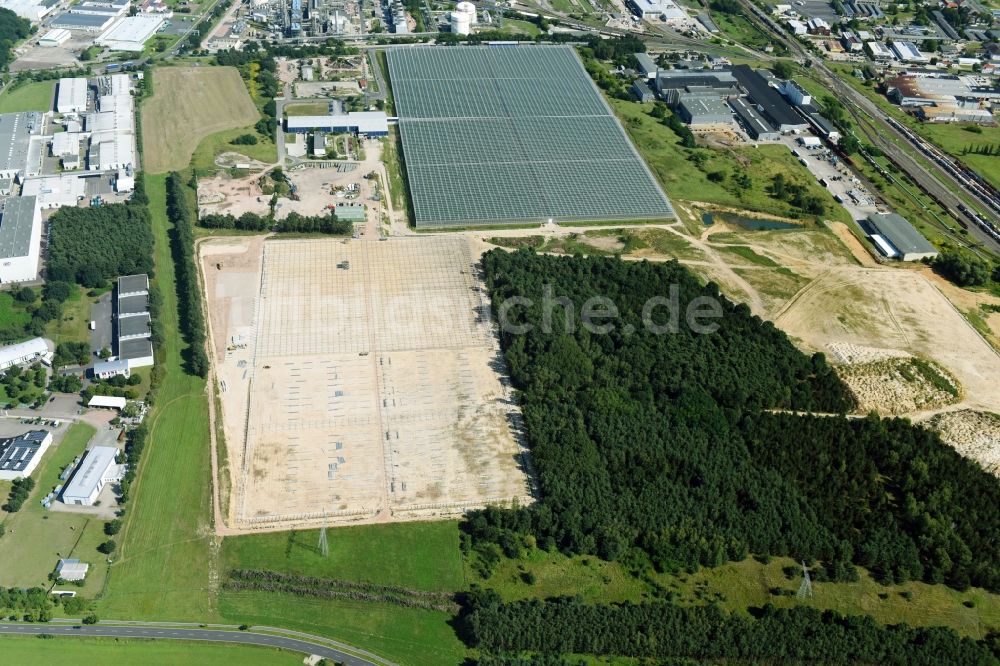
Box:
[463,251,1000,598]
[165,172,209,377]
[460,590,1000,664]
[0,9,30,70]
[47,194,154,286]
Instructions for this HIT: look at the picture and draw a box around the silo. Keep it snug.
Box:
[456,1,477,24]
[451,10,471,34]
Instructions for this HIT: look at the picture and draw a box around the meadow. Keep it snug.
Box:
[0,80,54,113]
[141,67,260,173]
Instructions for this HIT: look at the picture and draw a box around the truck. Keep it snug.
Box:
[89,320,96,330]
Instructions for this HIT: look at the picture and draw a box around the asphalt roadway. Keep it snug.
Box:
[0,623,380,665]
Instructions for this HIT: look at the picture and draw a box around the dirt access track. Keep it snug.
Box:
[201,235,532,533]
[141,66,260,174]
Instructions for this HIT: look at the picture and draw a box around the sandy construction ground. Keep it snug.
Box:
[202,236,531,532]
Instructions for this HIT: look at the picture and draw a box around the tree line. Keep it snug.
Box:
[0,8,30,70]
[463,250,1000,596]
[458,589,1000,664]
[165,172,209,377]
[198,211,353,235]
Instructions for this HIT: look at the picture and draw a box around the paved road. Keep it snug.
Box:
[0,623,380,665]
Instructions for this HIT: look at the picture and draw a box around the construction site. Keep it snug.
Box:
[202,235,533,532]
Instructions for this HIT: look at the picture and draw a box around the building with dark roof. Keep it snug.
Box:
[732,65,809,132]
[631,80,655,102]
[865,213,938,261]
[729,97,780,140]
[678,95,734,126]
[0,195,42,283]
[117,293,148,316]
[113,274,154,369]
[0,430,53,480]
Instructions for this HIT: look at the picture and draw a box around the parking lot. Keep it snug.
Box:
[779,134,881,221]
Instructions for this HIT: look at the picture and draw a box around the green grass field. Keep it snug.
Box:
[283,101,330,116]
[221,521,465,592]
[98,174,215,621]
[0,635,301,665]
[0,81,55,114]
[0,292,32,331]
[609,98,851,226]
[0,423,107,596]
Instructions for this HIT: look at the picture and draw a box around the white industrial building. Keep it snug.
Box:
[21,174,87,209]
[866,41,896,61]
[86,78,136,172]
[628,0,686,21]
[56,559,89,581]
[0,112,43,181]
[285,112,389,137]
[866,212,938,261]
[0,0,56,21]
[93,358,130,379]
[0,430,52,480]
[0,196,42,283]
[61,445,123,506]
[0,337,50,370]
[779,80,812,107]
[88,395,127,409]
[56,78,89,114]
[96,15,165,52]
[39,28,72,46]
[891,41,929,63]
[450,0,476,34]
[51,132,83,168]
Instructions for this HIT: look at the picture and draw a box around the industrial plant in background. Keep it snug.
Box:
[451,1,477,35]
[248,0,362,38]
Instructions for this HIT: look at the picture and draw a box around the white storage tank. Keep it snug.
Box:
[456,1,477,23]
[451,10,471,34]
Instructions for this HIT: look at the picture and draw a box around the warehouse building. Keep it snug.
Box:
[866,41,895,61]
[0,337,49,370]
[285,112,389,137]
[92,358,130,379]
[0,196,42,283]
[729,97,780,140]
[1,0,57,21]
[678,95,734,126]
[61,445,123,506]
[114,274,154,369]
[39,28,71,46]
[0,430,52,480]
[56,559,89,581]
[96,15,165,51]
[57,78,88,114]
[49,11,116,32]
[631,80,655,102]
[891,41,929,63]
[865,212,938,261]
[733,65,808,133]
[0,112,42,181]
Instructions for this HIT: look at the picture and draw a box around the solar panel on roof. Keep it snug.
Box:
[388,46,675,228]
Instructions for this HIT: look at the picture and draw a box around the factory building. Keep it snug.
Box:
[0,337,49,370]
[49,12,116,32]
[0,430,53,480]
[0,112,42,181]
[865,213,938,261]
[1,0,57,21]
[57,78,88,114]
[654,70,739,106]
[778,80,811,107]
[628,0,686,21]
[96,15,165,51]
[732,65,809,133]
[285,112,389,137]
[86,76,136,172]
[729,97,780,141]
[678,95,734,126]
[50,132,83,170]
[21,174,87,209]
[634,52,657,80]
[61,446,123,506]
[865,41,895,61]
[631,80,655,102]
[92,358,130,380]
[0,196,42,283]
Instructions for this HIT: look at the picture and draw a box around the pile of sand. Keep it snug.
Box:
[837,356,960,415]
[926,410,1000,476]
